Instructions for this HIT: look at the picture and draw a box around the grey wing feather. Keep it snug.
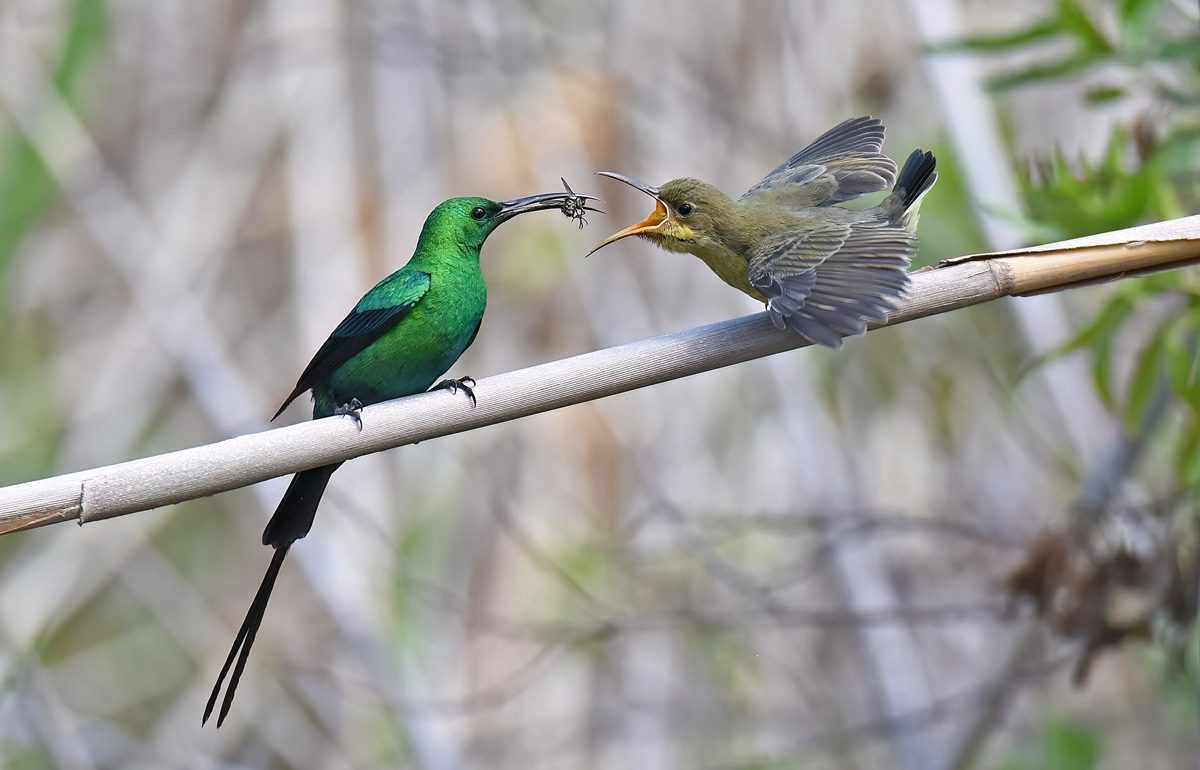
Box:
[749,221,914,348]
[747,221,851,305]
[740,116,898,207]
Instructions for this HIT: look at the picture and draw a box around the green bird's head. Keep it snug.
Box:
[586,174,740,256]
[424,192,598,251]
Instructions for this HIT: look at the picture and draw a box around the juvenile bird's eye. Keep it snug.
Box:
[471,206,487,221]
[677,202,694,216]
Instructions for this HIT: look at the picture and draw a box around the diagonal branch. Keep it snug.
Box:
[1,216,1199,535]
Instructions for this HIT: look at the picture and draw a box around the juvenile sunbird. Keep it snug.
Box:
[205,189,596,727]
[589,116,937,347]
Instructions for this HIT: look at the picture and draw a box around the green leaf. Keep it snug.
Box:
[988,53,1104,91]
[1083,295,1138,410]
[1048,288,1137,352]
[1117,0,1163,47]
[1163,306,1200,414]
[1118,0,1160,22]
[935,18,1062,53]
[1100,125,1127,176]
[1123,315,1169,430]
[1085,85,1126,102]
[1042,718,1101,770]
[1035,289,1147,413]
[1056,0,1114,56]
[1016,127,1186,239]
[1148,34,1200,62]
[1174,414,1200,487]
[1091,327,1120,412]
[557,541,611,591]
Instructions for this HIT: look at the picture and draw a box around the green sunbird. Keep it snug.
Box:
[589,116,937,347]
[205,189,596,727]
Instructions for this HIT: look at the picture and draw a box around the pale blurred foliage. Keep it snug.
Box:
[0,1,1194,769]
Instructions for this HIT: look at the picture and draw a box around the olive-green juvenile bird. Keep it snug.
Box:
[589,116,937,347]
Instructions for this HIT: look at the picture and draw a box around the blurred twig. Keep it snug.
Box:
[824,443,935,770]
[940,376,1178,770]
[705,649,1076,770]
[0,18,457,762]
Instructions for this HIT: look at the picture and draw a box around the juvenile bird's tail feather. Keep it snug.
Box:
[885,149,938,230]
[763,149,936,348]
[204,463,340,727]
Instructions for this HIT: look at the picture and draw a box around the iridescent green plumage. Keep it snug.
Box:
[277,199,496,421]
[205,192,591,727]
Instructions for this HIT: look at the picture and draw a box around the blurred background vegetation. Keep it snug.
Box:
[0,1,1197,768]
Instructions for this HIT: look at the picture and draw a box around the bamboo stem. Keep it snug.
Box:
[2,216,1198,536]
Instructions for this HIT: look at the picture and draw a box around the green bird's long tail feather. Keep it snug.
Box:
[261,462,342,546]
[204,463,340,726]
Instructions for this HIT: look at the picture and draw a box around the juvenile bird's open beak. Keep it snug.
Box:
[495,190,601,223]
[586,172,669,256]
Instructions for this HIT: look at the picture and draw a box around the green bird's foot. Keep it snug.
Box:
[432,376,477,408]
[335,398,364,431]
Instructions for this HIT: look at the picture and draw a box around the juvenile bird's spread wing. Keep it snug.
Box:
[739,116,898,208]
[748,220,913,348]
[272,269,432,419]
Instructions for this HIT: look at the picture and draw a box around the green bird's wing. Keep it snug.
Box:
[272,269,432,419]
[739,116,898,208]
[747,220,913,348]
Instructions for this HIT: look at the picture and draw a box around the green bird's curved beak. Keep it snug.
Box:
[586,172,671,256]
[496,190,602,223]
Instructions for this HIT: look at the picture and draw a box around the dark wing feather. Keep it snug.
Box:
[749,221,914,348]
[740,116,898,207]
[272,270,431,419]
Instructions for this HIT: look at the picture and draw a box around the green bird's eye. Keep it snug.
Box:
[677,202,694,216]
[471,206,487,221]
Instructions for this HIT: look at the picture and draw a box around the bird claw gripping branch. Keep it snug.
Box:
[432,376,477,407]
[559,177,603,229]
[334,398,364,431]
